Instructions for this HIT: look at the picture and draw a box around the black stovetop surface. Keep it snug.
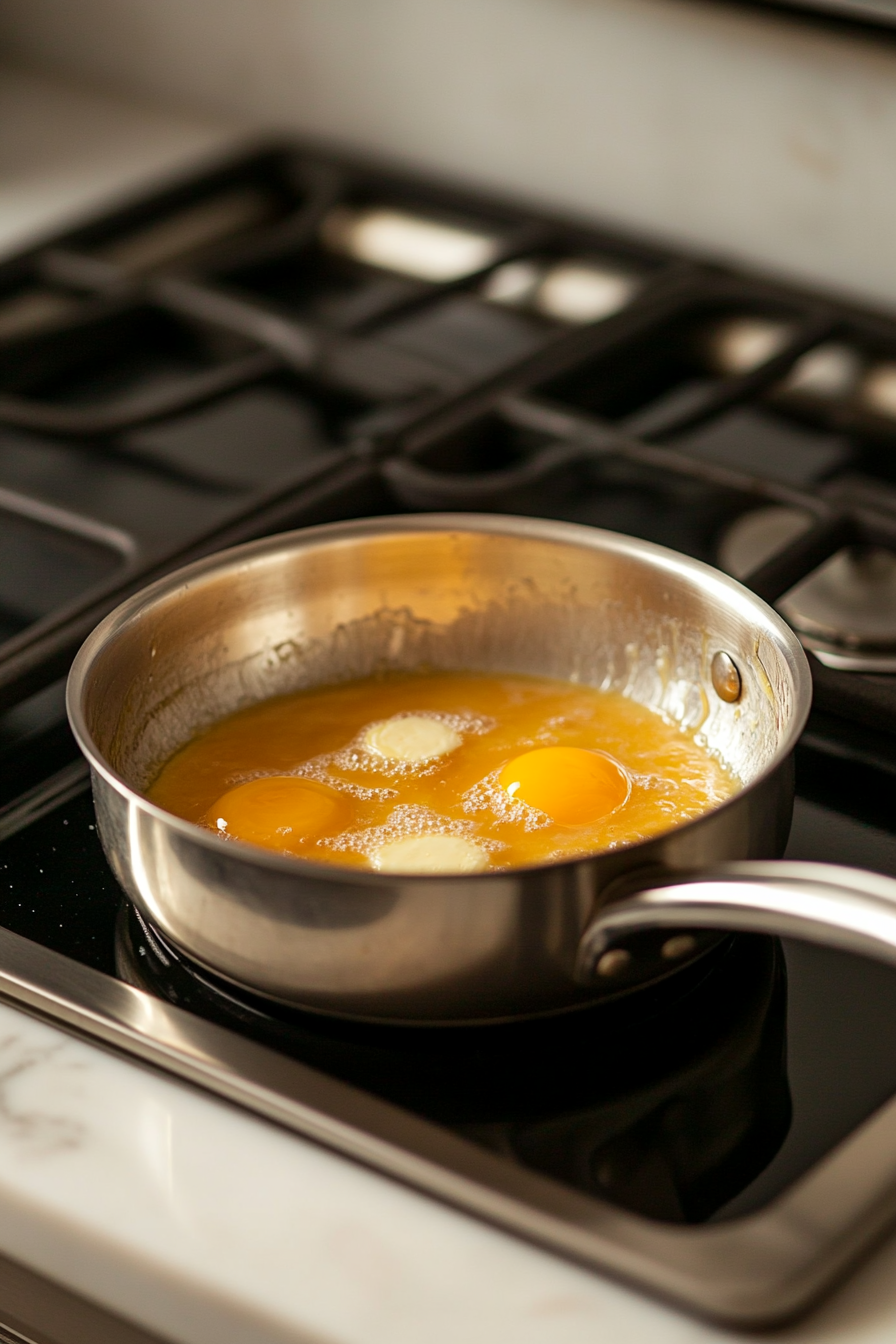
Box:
[3,142,896,1241]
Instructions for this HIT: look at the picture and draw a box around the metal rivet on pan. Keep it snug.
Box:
[662,934,697,960]
[711,650,742,703]
[596,948,632,977]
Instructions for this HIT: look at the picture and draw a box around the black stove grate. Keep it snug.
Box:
[4,143,896,753]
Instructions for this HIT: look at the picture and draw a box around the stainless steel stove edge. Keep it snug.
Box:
[0,920,892,1329]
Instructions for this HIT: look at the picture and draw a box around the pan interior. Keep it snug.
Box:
[81,523,799,799]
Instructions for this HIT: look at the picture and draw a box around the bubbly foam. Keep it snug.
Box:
[462,768,553,832]
[320,802,504,863]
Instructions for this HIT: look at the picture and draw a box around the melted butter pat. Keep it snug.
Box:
[363,714,462,762]
[372,834,488,874]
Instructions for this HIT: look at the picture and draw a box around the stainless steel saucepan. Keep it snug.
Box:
[67,514,896,1023]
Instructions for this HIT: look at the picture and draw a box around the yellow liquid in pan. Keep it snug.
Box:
[148,671,738,874]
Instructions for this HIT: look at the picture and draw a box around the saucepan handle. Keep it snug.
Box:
[575,860,896,982]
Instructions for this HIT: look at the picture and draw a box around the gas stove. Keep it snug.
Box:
[3,141,896,1329]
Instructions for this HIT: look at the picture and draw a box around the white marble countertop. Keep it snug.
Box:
[7,970,896,1344]
[3,62,896,1344]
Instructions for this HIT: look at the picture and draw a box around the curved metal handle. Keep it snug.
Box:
[576,861,896,982]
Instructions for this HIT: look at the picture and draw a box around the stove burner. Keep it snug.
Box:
[719,507,896,672]
[115,902,791,1224]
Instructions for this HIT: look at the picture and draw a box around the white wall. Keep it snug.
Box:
[3,0,896,308]
[0,67,236,258]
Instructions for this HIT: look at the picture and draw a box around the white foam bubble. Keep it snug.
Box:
[290,752,397,801]
[462,769,552,832]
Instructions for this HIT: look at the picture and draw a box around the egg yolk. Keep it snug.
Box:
[205,776,347,855]
[498,746,629,825]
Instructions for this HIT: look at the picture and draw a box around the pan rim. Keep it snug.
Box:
[66,511,812,887]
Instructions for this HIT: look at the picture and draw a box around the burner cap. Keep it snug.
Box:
[719,507,896,671]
